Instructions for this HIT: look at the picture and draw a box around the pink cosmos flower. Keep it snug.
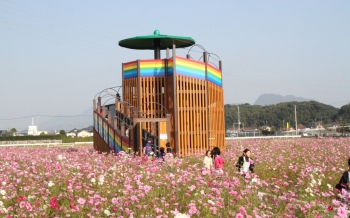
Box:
[111,197,118,204]
[19,201,25,208]
[77,197,86,205]
[239,206,246,215]
[235,213,244,218]
[337,206,348,218]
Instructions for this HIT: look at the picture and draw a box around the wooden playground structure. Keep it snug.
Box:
[93,30,225,156]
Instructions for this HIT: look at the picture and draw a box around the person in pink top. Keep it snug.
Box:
[212,147,224,175]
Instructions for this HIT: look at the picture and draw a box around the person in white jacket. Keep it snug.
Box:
[203,150,213,170]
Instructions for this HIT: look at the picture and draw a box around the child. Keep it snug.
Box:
[212,147,224,175]
[159,147,166,160]
[143,140,153,157]
[166,142,172,154]
[203,150,213,170]
[236,148,255,175]
[335,158,350,193]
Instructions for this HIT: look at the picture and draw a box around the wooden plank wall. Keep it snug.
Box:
[121,59,225,156]
[139,77,166,133]
[176,75,208,156]
[165,74,175,153]
[122,78,138,117]
[208,83,225,152]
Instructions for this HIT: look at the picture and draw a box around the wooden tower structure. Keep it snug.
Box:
[93,30,225,156]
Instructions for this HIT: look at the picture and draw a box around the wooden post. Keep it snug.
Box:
[97,97,101,114]
[204,51,209,150]
[166,114,171,143]
[172,44,178,155]
[121,122,125,136]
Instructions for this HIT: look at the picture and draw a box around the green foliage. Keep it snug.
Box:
[10,128,17,133]
[0,135,62,141]
[61,136,93,143]
[336,103,350,121]
[40,132,46,136]
[59,130,66,135]
[225,101,339,129]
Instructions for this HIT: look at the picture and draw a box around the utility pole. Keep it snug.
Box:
[237,106,240,133]
[295,105,297,135]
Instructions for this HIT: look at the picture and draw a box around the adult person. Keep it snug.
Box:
[236,148,255,176]
[335,158,350,192]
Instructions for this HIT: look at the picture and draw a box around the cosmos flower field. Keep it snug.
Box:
[0,138,349,217]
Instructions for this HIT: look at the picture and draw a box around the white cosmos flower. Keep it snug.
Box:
[98,176,104,185]
[174,213,190,218]
[208,199,215,205]
[48,181,55,187]
[104,209,111,216]
[0,190,6,195]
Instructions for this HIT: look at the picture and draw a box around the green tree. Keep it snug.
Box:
[59,130,66,135]
[40,132,46,136]
[5,128,17,136]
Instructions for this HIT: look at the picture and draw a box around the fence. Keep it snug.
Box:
[225,135,301,140]
[0,142,93,147]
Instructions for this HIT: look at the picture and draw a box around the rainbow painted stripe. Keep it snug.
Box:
[122,57,221,86]
[207,63,222,87]
[140,60,166,77]
[123,61,137,79]
[94,112,132,153]
[175,57,205,80]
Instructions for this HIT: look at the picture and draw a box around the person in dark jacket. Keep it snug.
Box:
[159,147,166,160]
[236,148,255,174]
[335,158,350,192]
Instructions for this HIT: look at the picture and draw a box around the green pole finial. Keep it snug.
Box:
[153,30,160,35]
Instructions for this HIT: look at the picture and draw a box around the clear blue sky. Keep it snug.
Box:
[0,0,349,131]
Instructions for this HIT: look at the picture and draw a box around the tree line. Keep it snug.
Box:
[225,101,350,130]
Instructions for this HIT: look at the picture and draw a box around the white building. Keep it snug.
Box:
[28,125,38,135]
[77,130,93,138]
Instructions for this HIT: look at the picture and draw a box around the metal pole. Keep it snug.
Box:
[154,38,160,59]
[172,44,178,155]
[237,106,240,134]
[204,51,209,149]
[295,105,297,135]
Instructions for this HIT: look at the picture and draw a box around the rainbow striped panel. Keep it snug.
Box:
[140,59,165,77]
[108,125,114,150]
[98,117,102,135]
[104,121,109,144]
[175,57,205,80]
[207,63,222,87]
[167,58,173,76]
[123,61,137,79]
[93,113,97,131]
[114,132,130,152]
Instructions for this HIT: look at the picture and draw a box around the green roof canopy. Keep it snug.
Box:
[118,30,195,50]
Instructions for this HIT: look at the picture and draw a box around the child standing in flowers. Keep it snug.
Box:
[143,140,153,157]
[158,147,166,160]
[236,148,255,175]
[165,142,174,172]
[203,150,213,170]
[212,147,224,175]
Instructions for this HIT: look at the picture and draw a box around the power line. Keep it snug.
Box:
[0,114,91,121]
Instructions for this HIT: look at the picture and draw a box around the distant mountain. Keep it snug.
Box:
[38,107,93,132]
[254,94,313,106]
